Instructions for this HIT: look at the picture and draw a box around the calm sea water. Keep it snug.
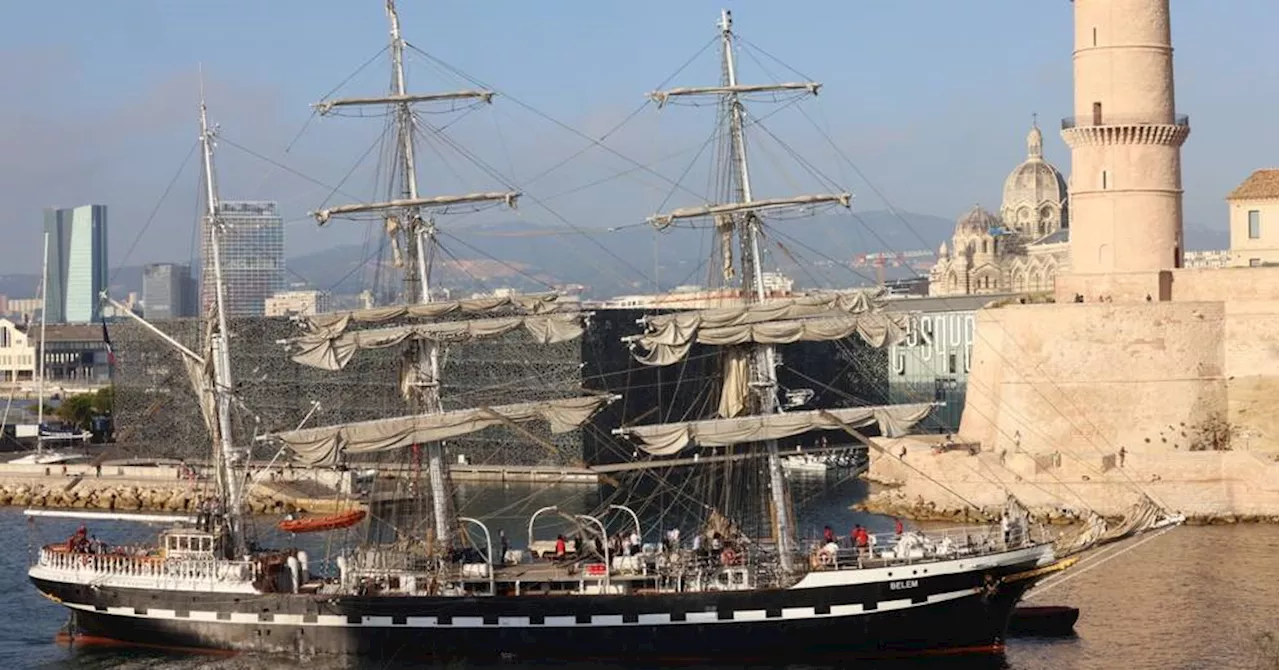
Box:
[2,477,1275,670]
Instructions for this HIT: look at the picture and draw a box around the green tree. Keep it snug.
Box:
[92,386,114,415]
[53,387,113,430]
[55,394,96,430]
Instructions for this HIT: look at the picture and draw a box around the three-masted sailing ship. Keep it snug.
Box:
[29,4,1079,660]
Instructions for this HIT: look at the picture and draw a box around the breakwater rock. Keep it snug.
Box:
[854,489,1087,525]
[0,482,312,515]
[854,488,1278,525]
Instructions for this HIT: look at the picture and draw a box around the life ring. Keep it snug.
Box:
[720,548,737,566]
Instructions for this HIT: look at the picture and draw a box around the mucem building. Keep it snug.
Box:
[107,315,583,466]
[107,304,906,467]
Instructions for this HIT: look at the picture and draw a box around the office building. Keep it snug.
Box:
[143,263,197,319]
[201,201,285,317]
[44,205,108,323]
[265,289,331,317]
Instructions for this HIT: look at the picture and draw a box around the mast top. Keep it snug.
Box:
[719,9,732,33]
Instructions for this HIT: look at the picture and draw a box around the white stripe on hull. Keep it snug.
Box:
[60,588,977,629]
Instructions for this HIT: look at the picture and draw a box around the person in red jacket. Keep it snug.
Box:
[894,518,904,537]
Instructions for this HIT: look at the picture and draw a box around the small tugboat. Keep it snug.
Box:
[1009,605,1081,637]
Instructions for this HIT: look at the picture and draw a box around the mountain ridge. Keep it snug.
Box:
[0,209,1231,301]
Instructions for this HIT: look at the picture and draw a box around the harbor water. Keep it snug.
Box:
[2,477,1275,670]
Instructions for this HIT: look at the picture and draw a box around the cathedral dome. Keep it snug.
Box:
[955,205,1001,236]
[1001,119,1069,237]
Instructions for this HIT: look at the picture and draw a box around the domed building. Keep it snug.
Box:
[929,121,1071,296]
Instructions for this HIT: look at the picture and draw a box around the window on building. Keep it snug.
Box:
[1101,170,1108,190]
[1250,258,1263,267]
[1248,210,1261,239]
[0,327,7,348]
[1092,27,1097,46]
[948,353,957,374]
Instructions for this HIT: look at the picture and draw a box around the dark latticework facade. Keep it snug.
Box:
[107,316,583,466]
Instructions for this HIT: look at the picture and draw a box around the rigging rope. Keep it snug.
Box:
[109,141,199,286]
[1023,523,1178,600]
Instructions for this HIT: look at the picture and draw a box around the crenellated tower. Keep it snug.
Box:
[1060,0,1190,283]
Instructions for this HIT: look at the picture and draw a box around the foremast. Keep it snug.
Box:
[645,10,851,573]
[199,93,250,558]
[308,0,519,552]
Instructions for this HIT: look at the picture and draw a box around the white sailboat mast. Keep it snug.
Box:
[199,90,249,557]
[36,232,49,455]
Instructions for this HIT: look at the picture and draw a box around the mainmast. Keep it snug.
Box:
[199,92,249,557]
[309,0,519,551]
[645,10,851,573]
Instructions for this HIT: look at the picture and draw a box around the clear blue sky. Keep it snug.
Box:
[0,0,1275,273]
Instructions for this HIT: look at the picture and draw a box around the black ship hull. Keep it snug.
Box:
[33,548,1045,661]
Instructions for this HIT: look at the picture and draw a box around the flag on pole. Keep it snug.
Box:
[100,316,116,367]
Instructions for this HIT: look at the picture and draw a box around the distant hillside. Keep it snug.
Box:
[12,209,1236,302]
[280,209,956,297]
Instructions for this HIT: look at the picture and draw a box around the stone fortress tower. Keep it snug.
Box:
[943,0,1278,519]
[1059,0,1190,295]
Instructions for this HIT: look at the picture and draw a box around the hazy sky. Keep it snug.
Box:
[0,0,1275,275]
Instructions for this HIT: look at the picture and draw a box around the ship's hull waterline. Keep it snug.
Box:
[32,548,1047,660]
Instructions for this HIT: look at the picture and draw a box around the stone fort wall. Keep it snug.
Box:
[954,266,1277,514]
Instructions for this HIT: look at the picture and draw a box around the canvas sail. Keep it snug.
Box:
[289,312,585,371]
[615,403,934,456]
[268,395,615,466]
[304,293,569,336]
[630,292,909,366]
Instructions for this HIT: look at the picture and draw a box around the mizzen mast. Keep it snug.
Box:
[308,0,520,551]
[199,89,249,558]
[645,9,852,573]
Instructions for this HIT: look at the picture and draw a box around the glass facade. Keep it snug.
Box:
[883,295,997,434]
[201,201,285,317]
[143,263,196,320]
[43,205,108,324]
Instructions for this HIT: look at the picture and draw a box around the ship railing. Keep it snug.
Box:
[805,523,1038,570]
[38,547,258,583]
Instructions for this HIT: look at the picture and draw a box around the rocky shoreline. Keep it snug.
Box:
[0,482,320,515]
[855,488,1279,526]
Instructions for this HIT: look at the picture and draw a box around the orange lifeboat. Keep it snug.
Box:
[277,509,367,534]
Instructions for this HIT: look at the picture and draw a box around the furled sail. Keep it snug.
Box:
[288,312,585,371]
[614,403,934,456]
[304,292,570,337]
[268,395,616,466]
[628,291,909,366]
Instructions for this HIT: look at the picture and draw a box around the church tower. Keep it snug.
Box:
[1061,0,1190,280]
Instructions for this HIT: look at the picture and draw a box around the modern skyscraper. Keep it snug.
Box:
[44,205,108,324]
[143,263,197,320]
[201,201,285,317]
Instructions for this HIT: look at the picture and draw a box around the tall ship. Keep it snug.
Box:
[27,4,1113,660]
